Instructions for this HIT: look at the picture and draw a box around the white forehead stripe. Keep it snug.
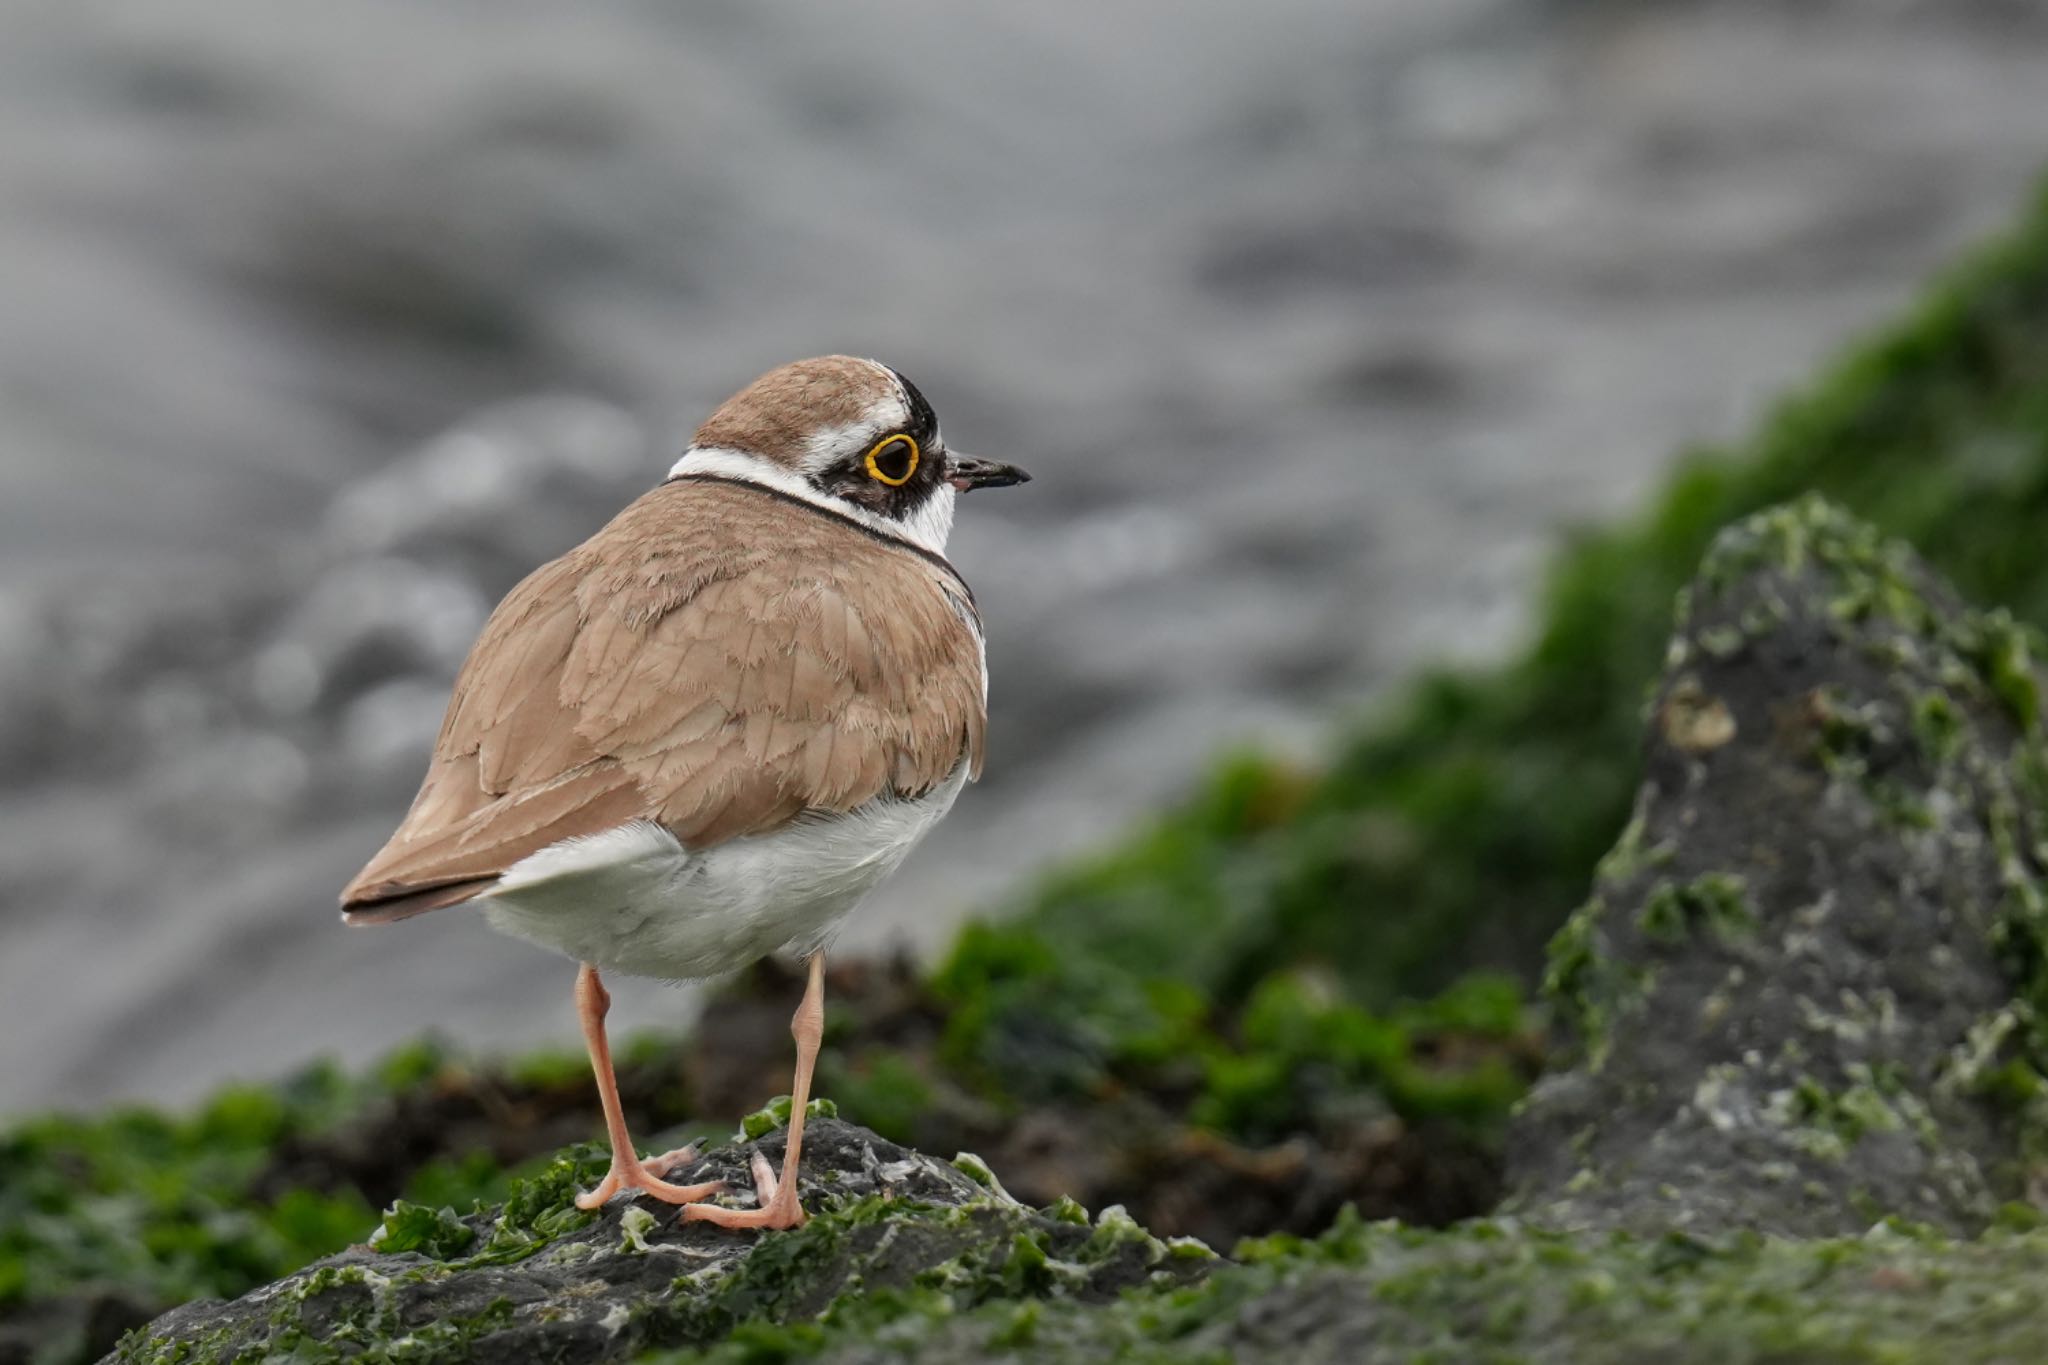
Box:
[800,385,912,477]
[669,446,955,558]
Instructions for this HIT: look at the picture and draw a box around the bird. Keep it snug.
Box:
[339,356,1028,1229]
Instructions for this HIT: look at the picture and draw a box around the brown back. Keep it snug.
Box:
[341,478,986,911]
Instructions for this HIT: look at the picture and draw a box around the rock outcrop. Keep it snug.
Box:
[115,500,2048,1362]
[114,1114,1214,1365]
[1509,496,2048,1236]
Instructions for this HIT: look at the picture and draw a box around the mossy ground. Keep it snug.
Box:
[11,171,2048,1365]
[639,1209,2048,1364]
[109,1118,1215,1365]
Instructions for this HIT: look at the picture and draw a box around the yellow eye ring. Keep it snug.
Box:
[863,433,920,487]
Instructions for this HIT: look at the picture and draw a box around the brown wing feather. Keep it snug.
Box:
[340,480,985,917]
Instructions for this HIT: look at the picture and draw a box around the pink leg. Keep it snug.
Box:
[685,952,824,1230]
[573,964,722,1210]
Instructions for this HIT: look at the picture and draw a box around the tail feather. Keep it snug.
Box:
[341,876,498,926]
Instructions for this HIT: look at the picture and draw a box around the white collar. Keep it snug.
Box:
[668,446,957,558]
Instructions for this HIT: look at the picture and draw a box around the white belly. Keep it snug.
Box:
[477,763,968,980]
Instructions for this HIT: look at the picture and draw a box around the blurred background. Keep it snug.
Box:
[3,0,2046,1116]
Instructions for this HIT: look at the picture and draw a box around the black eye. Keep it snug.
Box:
[863,434,919,487]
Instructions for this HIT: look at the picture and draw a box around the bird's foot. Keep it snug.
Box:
[574,1145,720,1210]
[682,1151,808,1230]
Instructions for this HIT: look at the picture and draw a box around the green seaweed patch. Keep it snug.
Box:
[1543,897,1659,1070]
[1914,689,1967,766]
[1808,685,1889,771]
[1044,1195,1091,1227]
[930,893,1531,1147]
[619,1204,661,1255]
[463,1142,605,1265]
[1635,873,1757,946]
[739,1095,792,1140]
[1778,1063,1938,1155]
[114,1265,519,1365]
[0,1072,377,1337]
[0,1028,628,1362]
[1695,623,1747,660]
[950,1152,1008,1196]
[645,1188,1204,1357]
[815,1051,932,1145]
[737,1095,840,1141]
[1978,742,2048,1115]
[1593,810,1676,889]
[1806,684,1942,830]
[1190,971,1531,1142]
[1961,609,2044,735]
[368,1201,475,1260]
[644,1210,2048,1363]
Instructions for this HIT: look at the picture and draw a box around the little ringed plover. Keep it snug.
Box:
[340,356,1028,1229]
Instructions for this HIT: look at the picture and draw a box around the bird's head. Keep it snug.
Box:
[672,356,1029,555]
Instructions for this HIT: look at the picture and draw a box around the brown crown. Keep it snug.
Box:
[691,356,900,469]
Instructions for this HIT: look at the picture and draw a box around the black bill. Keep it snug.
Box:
[947,454,1032,491]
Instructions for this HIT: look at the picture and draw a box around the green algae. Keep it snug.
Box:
[0,1070,377,1332]
[1636,874,1756,946]
[738,1095,840,1141]
[619,1205,662,1255]
[113,1260,521,1365]
[1783,1063,1939,1154]
[1914,689,1967,765]
[633,1212,2048,1364]
[132,1144,1221,1364]
[813,1051,931,1146]
[614,1181,1211,1360]
[948,1152,1007,1194]
[371,1201,476,1260]
[1541,895,1658,1071]
[633,1192,1210,1364]
[1190,970,1529,1141]
[466,1143,604,1264]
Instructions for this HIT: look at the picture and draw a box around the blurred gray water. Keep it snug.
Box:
[3,0,2047,1114]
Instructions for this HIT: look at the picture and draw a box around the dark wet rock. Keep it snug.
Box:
[1510,497,2048,1236]
[118,1117,1214,1365]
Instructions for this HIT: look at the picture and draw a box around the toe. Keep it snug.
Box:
[635,1177,723,1207]
[683,1201,777,1229]
[682,1189,806,1230]
[680,1201,750,1227]
[643,1145,700,1179]
[748,1151,779,1206]
[576,1157,720,1210]
[675,1146,805,1230]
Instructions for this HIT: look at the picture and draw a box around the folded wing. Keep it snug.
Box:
[340,480,986,919]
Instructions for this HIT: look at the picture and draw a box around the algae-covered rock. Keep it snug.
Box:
[1510,497,2048,1235]
[112,1117,1213,1365]
[653,1213,2048,1364]
[649,504,2048,1363]
[99,502,2048,1363]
